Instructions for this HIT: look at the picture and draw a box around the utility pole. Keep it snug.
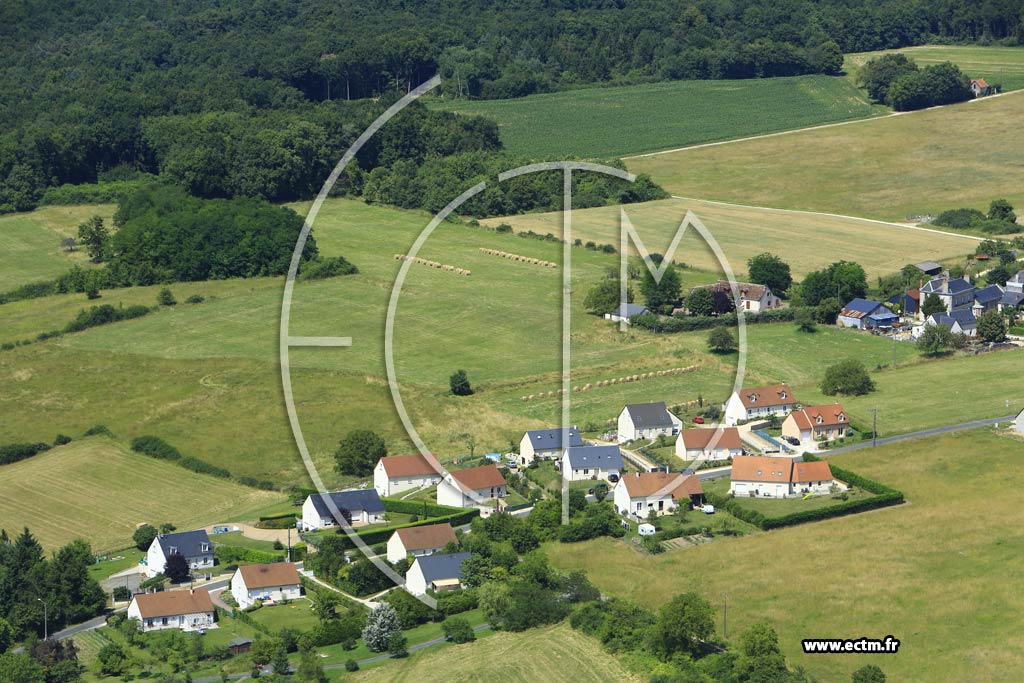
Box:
[37,597,48,640]
[872,407,878,448]
[287,526,292,563]
[722,593,728,640]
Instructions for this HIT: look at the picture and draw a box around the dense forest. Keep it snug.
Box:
[2,0,1023,213]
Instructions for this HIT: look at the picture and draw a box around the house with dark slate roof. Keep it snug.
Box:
[926,309,978,337]
[518,427,584,465]
[838,298,898,330]
[560,445,624,482]
[405,552,471,595]
[973,284,1004,314]
[605,302,649,324]
[617,402,682,442]
[301,489,385,530]
[144,529,214,578]
[999,290,1024,313]
[920,276,975,313]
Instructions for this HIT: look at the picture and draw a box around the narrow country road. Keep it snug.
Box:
[823,415,1015,455]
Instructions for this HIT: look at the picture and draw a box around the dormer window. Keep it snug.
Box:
[815,416,823,424]
[779,391,787,400]
[838,413,845,422]
[756,470,762,476]
[201,543,210,552]
[168,546,177,554]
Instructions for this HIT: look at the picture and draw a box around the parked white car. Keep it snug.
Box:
[700,504,715,514]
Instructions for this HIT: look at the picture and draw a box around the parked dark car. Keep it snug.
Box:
[784,436,800,446]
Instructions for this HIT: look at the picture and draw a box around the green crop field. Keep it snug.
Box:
[345,622,643,683]
[0,436,285,552]
[481,196,980,280]
[547,429,1024,683]
[627,90,1024,221]
[0,204,111,291]
[430,75,883,158]
[846,44,1024,93]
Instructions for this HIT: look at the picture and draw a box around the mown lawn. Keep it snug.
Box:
[430,75,883,158]
[546,429,1024,683]
[248,599,319,632]
[702,477,878,516]
[628,89,1024,221]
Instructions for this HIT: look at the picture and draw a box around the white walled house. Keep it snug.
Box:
[518,427,584,466]
[613,471,704,519]
[144,530,214,578]
[230,563,302,609]
[560,445,624,482]
[405,552,471,596]
[373,454,442,497]
[920,276,975,313]
[723,384,797,426]
[301,489,385,530]
[605,303,649,324]
[690,280,782,313]
[1015,408,1024,434]
[676,427,743,461]
[782,404,850,447]
[386,523,458,564]
[437,465,506,509]
[617,402,682,442]
[729,456,836,498]
[127,589,215,633]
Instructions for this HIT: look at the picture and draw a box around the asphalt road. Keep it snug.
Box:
[823,415,1015,455]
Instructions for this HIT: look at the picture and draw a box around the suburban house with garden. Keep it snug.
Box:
[373,453,442,497]
[782,404,851,447]
[229,562,302,609]
[617,402,682,442]
[301,489,386,530]
[920,276,975,313]
[838,298,899,330]
[729,456,837,498]
[922,309,978,337]
[518,427,584,466]
[437,464,507,509]
[613,471,704,519]
[676,426,743,461]
[723,383,798,426]
[405,551,471,596]
[143,529,214,578]
[386,522,458,563]
[127,588,216,633]
[605,302,649,323]
[559,445,624,482]
[691,280,782,312]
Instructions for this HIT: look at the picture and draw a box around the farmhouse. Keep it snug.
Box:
[913,261,943,276]
[560,445,624,481]
[729,456,836,498]
[723,383,797,426]
[301,489,385,530]
[518,427,584,466]
[970,78,993,97]
[144,529,213,578]
[230,562,302,609]
[838,298,898,330]
[691,280,782,313]
[127,588,216,633]
[973,284,1004,314]
[437,464,506,508]
[925,310,977,337]
[386,523,458,563]
[782,403,850,447]
[405,552,471,596]
[373,454,442,497]
[613,471,704,519]
[676,427,743,461]
[605,302,649,324]
[886,290,919,319]
[617,402,682,442]
[920,276,975,313]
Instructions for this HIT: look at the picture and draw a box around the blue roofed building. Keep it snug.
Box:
[920,276,975,313]
[144,529,214,578]
[605,302,649,324]
[301,489,385,530]
[405,552,471,595]
[560,445,624,482]
[972,284,1004,314]
[838,298,897,330]
[518,426,585,465]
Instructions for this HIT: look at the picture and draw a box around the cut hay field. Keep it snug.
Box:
[344,622,642,683]
[481,196,980,279]
[627,90,1024,221]
[430,75,883,158]
[546,429,1024,683]
[0,204,112,290]
[0,436,285,552]
[845,44,1024,93]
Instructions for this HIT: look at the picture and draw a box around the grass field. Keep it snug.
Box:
[546,428,1024,683]
[481,196,981,280]
[0,205,111,291]
[0,436,285,551]
[703,477,877,515]
[846,44,1024,93]
[249,600,319,632]
[430,75,883,158]
[344,622,643,683]
[627,89,1024,221]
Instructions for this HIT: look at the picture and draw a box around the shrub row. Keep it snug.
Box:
[632,306,806,334]
[0,442,51,466]
[381,498,467,518]
[259,511,299,522]
[130,435,182,460]
[131,434,278,490]
[320,508,480,550]
[180,455,231,478]
[1,303,154,350]
[214,545,283,566]
[298,256,359,281]
[39,177,155,206]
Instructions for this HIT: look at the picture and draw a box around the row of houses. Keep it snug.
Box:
[605,280,784,325]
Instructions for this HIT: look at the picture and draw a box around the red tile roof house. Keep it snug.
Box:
[127,588,216,633]
[970,78,993,96]
[613,471,705,519]
[373,454,443,497]
[691,280,782,313]
[675,427,744,461]
[729,456,837,498]
[782,404,850,448]
[722,383,798,426]
[437,464,507,510]
[386,522,458,563]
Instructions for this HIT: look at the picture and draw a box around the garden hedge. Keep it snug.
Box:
[0,442,51,466]
[311,502,479,550]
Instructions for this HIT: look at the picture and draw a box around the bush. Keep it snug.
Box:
[185,294,204,304]
[64,304,151,334]
[112,586,132,602]
[344,659,359,672]
[179,455,231,478]
[157,288,177,306]
[443,616,476,643]
[0,441,51,465]
[820,359,875,396]
[299,256,359,280]
[53,434,72,446]
[84,424,114,437]
[131,435,182,461]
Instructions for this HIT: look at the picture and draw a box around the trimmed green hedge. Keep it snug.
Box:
[706,458,904,531]
[0,442,51,466]
[214,545,283,565]
[381,497,466,518]
[259,511,298,522]
[309,505,479,550]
